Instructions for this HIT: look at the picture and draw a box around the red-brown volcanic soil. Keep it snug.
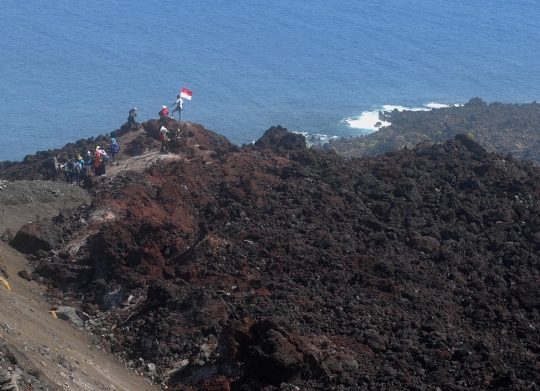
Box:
[3,112,540,390]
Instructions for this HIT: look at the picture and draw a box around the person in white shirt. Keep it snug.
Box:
[171,95,183,121]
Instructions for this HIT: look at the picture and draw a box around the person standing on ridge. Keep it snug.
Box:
[84,151,93,177]
[69,157,82,186]
[159,105,169,118]
[52,153,60,181]
[128,107,137,131]
[98,147,108,176]
[171,94,183,121]
[160,126,170,153]
[76,154,85,184]
[94,147,102,177]
[110,138,120,164]
[62,157,71,182]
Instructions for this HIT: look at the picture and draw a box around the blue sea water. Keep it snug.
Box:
[1,0,539,161]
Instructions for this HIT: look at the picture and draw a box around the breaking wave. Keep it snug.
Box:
[342,102,460,134]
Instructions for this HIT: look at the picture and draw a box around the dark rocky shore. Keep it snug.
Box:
[2,102,540,390]
[320,98,540,164]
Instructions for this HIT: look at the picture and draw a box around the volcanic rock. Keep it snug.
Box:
[322,98,540,164]
[54,306,90,328]
[252,125,306,150]
[4,109,540,390]
[10,220,63,254]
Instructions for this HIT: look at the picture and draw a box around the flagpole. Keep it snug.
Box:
[179,88,193,124]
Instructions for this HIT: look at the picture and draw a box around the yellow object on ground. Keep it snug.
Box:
[0,277,11,291]
[50,310,57,318]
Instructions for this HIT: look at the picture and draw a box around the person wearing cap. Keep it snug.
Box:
[128,107,137,132]
[98,146,108,176]
[76,153,85,185]
[110,138,120,164]
[160,126,170,153]
[84,151,93,177]
[159,105,169,118]
[171,95,183,121]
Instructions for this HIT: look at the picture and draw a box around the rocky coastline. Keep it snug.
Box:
[1,101,540,390]
[319,97,540,164]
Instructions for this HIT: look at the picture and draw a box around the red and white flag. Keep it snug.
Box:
[180,88,193,100]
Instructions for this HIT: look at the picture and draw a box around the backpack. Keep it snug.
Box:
[111,143,119,153]
[67,161,74,170]
[160,126,169,142]
[100,155,107,165]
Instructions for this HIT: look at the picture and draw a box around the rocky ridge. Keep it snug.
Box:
[2,107,540,390]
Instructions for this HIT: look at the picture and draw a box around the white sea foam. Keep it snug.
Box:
[425,102,448,109]
[343,102,458,133]
[341,111,391,133]
[297,132,335,143]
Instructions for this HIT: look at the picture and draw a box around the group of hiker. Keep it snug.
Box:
[127,92,187,132]
[158,94,184,121]
[157,93,187,153]
[51,91,190,183]
[52,138,120,185]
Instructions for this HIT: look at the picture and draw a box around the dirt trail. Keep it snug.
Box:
[103,126,186,180]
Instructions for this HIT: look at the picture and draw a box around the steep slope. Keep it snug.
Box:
[0,180,157,391]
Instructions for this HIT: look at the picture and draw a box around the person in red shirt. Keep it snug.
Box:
[159,105,169,118]
[94,147,102,176]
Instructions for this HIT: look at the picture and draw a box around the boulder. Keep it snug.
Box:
[10,220,63,254]
[55,306,90,327]
[254,126,306,150]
